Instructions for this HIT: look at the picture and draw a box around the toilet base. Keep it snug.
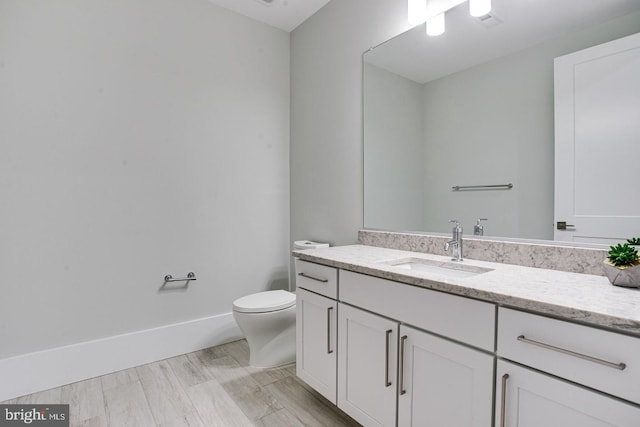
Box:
[247,325,296,368]
[233,305,296,368]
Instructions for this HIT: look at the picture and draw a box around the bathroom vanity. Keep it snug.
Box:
[294,244,640,427]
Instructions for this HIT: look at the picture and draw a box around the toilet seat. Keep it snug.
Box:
[233,290,295,313]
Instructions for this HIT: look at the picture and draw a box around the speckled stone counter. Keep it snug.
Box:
[359,229,609,275]
[293,244,640,337]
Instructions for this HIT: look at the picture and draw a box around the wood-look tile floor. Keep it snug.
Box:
[1,340,360,427]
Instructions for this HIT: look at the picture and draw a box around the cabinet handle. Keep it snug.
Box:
[385,329,393,387]
[298,272,328,283]
[399,335,408,395]
[500,373,509,427]
[517,335,626,371]
[327,307,333,354]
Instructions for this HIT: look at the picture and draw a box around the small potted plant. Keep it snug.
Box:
[603,243,640,288]
[627,237,640,249]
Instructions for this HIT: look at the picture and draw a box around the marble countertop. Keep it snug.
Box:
[293,244,640,337]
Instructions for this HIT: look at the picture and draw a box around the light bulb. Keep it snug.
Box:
[426,12,445,36]
[469,0,491,17]
[408,0,427,25]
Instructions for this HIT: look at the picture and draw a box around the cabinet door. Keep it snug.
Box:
[296,288,337,403]
[398,325,493,427]
[496,360,640,427]
[338,303,398,427]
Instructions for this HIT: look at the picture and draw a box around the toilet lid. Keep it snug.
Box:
[233,290,296,313]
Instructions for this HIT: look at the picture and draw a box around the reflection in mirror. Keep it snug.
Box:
[364,0,640,242]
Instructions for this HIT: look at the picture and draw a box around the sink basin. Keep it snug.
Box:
[382,257,493,279]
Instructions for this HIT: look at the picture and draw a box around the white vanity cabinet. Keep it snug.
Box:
[338,270,495,427]
[294,247,640,427]
[496,308,640,426]
[295,260,339,403]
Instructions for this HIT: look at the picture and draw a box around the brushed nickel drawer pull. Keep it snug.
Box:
[517,335,626,371]
[385,329,393,387]
[327,307,333,354]
[298,272,329,283]
[399,335,408,395]
[500,373,509,427]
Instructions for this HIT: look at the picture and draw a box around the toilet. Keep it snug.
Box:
[233,290,297,368]
[233,240,329,368]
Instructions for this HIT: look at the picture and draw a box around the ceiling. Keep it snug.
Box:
[365,0,640,83]
[206,0,332,32]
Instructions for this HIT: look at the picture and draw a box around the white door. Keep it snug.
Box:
[397,325,493,427]
[496,360,640,427]
[338,303,398,427]
[296,288,337,403]
[554,32,640,244]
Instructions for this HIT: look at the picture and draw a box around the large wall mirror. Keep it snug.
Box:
[364,0,640,244]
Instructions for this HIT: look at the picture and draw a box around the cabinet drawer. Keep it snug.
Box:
[498,307,640,404]
[294,259,338,299]
[339,270,495,351]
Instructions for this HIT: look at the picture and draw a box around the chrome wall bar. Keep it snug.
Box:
[452,183,513,191]
[164,272,197,282]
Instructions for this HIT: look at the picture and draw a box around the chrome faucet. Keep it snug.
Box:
[444,220,463,262]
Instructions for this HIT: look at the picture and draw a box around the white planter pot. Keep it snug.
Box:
[603,260,640,288]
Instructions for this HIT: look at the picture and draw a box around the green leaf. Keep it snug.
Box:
[608,243,639,266]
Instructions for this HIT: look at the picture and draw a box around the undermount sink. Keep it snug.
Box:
[381,257,493,279]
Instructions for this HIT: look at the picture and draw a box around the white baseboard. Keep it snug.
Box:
[0,312,243,402]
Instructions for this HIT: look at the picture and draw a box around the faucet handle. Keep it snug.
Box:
[474,218,488,236]
[448,219,462,231]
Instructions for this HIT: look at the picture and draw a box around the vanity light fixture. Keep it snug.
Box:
[408,0,492,36]
[426,12,446,36]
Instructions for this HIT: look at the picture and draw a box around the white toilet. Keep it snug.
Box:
[232,240,329,368]
[233,290,297,368]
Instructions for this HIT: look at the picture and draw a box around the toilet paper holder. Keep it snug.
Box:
[164,272,197,282]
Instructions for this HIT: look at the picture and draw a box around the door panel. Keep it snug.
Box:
[398,325,493,427]
[296,288,337,403]
[496,360,640,427]
[554,32,640,243]
[338,303,398,427]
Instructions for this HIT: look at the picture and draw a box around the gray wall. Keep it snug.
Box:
[290,0,411,249]
[364,63,424,231]
[421,40,555,239]
[0,0,290,358]
[421,11,640,240]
